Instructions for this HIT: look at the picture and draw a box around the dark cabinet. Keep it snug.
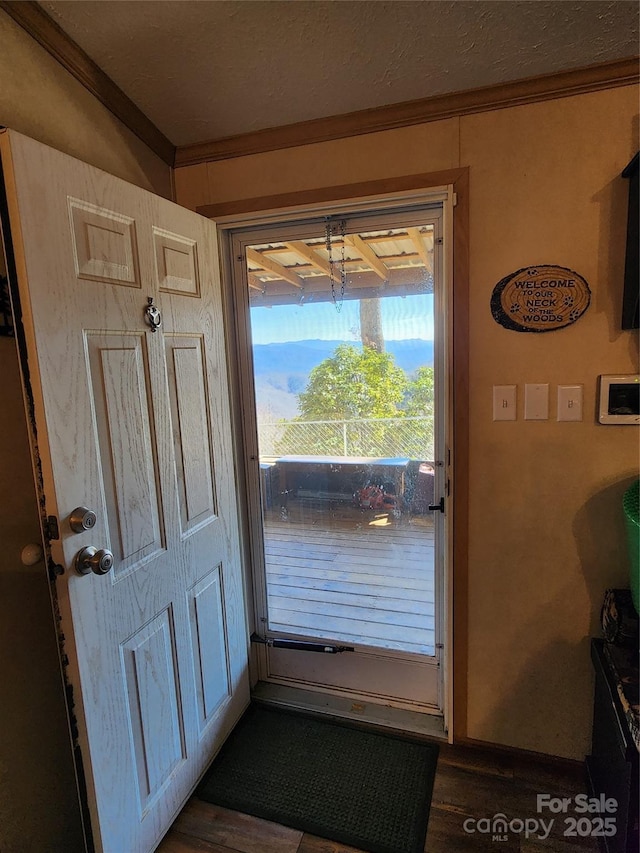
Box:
[587,639,639,853]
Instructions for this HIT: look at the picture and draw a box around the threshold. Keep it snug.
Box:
[251,682,447,740]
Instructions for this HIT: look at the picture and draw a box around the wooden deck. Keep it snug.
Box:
[263,502,435,655]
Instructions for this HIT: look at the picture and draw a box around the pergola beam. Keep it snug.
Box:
[284,241,342,284]
[247,272,263,291]
[246,228,435,297]
[249,267,433,307]
[406,228,434,275]
[246,246,303,288]
[262,248,424,266]
[343,234,389,281]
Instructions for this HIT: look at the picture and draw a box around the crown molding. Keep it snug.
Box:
[176,56,639,168]
[0,1,175,166]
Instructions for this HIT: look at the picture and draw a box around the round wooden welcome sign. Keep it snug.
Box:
[490,265,591,333]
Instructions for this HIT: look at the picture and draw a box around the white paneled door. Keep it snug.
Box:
[0,131,249,853]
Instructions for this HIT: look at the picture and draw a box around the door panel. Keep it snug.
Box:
[86,332,164,571]
[188,567,232,728]
[0,130,249,853]
[165,335,217,532]
[121,607,186,812]
[69,197,140,286]
[154,228,200,296]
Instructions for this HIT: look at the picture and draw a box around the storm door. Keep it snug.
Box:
[228,201,450,716]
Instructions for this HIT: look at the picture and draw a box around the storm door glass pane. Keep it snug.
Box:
[248,225,437,655]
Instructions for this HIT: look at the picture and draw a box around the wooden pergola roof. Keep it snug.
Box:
[247,225,435,306]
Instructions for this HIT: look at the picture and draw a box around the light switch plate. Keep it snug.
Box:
[558,384,583,421]
[493,385,516,420]
[524,383,549,420]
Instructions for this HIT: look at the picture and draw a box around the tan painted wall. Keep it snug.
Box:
[177,85,640,760]
[462,90,638,760]
[174,117,461,209]
[0,9,172,198]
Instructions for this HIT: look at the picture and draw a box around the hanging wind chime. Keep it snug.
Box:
[325,218,348,312]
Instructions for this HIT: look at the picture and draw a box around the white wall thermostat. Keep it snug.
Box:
[598,375,640,424]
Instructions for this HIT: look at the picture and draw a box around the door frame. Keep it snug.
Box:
[229,205,445,715]
[210,171,469,740]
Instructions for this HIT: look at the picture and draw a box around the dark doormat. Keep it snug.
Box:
[197,703,439,853]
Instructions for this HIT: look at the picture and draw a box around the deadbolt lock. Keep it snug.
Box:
[75,546,114,576]
[69,506,97,533]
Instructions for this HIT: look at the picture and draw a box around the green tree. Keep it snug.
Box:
[402,366,435,460]
[405,366,435,416]
[297,343,407,420]
[275,344,408,457]
[274,346,436,459]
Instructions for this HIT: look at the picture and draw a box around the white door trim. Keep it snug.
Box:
[216,186,455,729]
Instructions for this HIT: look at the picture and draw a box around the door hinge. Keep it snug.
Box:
[44,515,59,541]
[452,192,458,207]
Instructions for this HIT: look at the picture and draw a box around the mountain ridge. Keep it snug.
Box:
[253,338,433,375]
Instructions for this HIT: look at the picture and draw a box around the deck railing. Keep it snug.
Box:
[257,416,434,460]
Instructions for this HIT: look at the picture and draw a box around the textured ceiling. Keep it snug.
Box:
[40,0,639,147]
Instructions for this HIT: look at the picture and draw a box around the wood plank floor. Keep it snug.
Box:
[158,740,598,852]
[263,503,435,655]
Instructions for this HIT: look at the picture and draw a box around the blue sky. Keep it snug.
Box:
[250,294,434,344]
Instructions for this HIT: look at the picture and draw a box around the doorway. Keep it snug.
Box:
[223,193,453,727]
